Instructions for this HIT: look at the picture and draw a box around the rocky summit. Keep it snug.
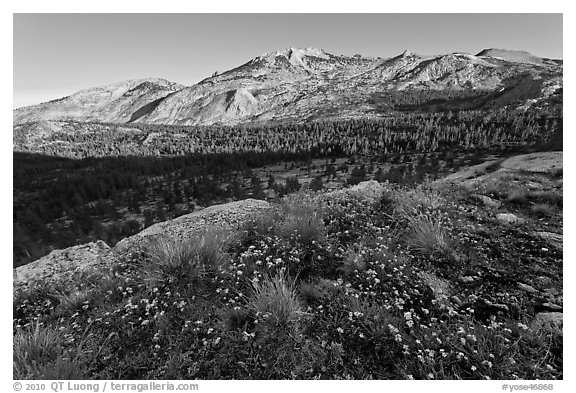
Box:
[13,47,562,126]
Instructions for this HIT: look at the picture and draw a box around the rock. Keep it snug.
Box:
[475,194,501,208]
[115,198,272,253]
[496,213,525,224]
[518,282,538,293]
[482,299,509,312]
[541,302,563,312]
[531,312,563,335]
[459,276,477,283]
[500,152,563,173]
[14,240,111,289]
[14,199,272,291]
[472,299,510,321]
[533,231,563,250]
[420,272,453,306]
[323,180,386,204]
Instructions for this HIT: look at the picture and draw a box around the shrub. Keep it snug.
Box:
[506,188,529,205]
[530,189,563,208]
[531,203,555,217]
[309,176,324,191]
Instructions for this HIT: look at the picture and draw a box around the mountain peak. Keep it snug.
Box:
[270,47,329,60]
[475,48,543,64]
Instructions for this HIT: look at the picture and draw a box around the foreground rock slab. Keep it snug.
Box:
[115,198,271,253]
[14,240,111,289]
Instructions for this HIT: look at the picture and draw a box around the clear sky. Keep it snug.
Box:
[13,13,563,108]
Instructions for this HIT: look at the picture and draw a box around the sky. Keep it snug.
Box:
[13,13,563,108]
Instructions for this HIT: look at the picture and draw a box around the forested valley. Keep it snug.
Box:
[13,105,562,267]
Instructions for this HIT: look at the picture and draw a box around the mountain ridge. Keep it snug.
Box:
[14,47,562,126]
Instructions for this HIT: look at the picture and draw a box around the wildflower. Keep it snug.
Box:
[471,366,477,372]
[428,373,434,379]
[517,323,529,330]
[336,327,344,334]
[482,360,493,368]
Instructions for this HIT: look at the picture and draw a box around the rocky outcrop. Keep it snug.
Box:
[500,152,563,173]
[115,199,271,253]
[323,180,386,204]
[533,231,563,250]
[474,194,501,208]
[14,198,272,289]
[14,182,389,289]
[14,240,111,290]
[496,213,525,225]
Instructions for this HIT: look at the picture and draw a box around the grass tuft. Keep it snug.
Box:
[248,271,305,330]
[144,229,231,288]
[405,213,452,259]
[13,322,84,379]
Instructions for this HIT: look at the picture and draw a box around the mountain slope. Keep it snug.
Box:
[476,48,553,65]
[14,48,562,126]
[14,78,185,124]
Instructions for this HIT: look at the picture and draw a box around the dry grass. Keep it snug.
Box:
[405,213,452,259]
[248,271,305,330]
[396,186,445,215]
[54,289,92,314]
[144,229,231,287]
[278,196,326,246]
[13,322,84,379]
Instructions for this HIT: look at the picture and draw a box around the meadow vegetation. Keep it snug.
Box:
[13,170,562,379]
